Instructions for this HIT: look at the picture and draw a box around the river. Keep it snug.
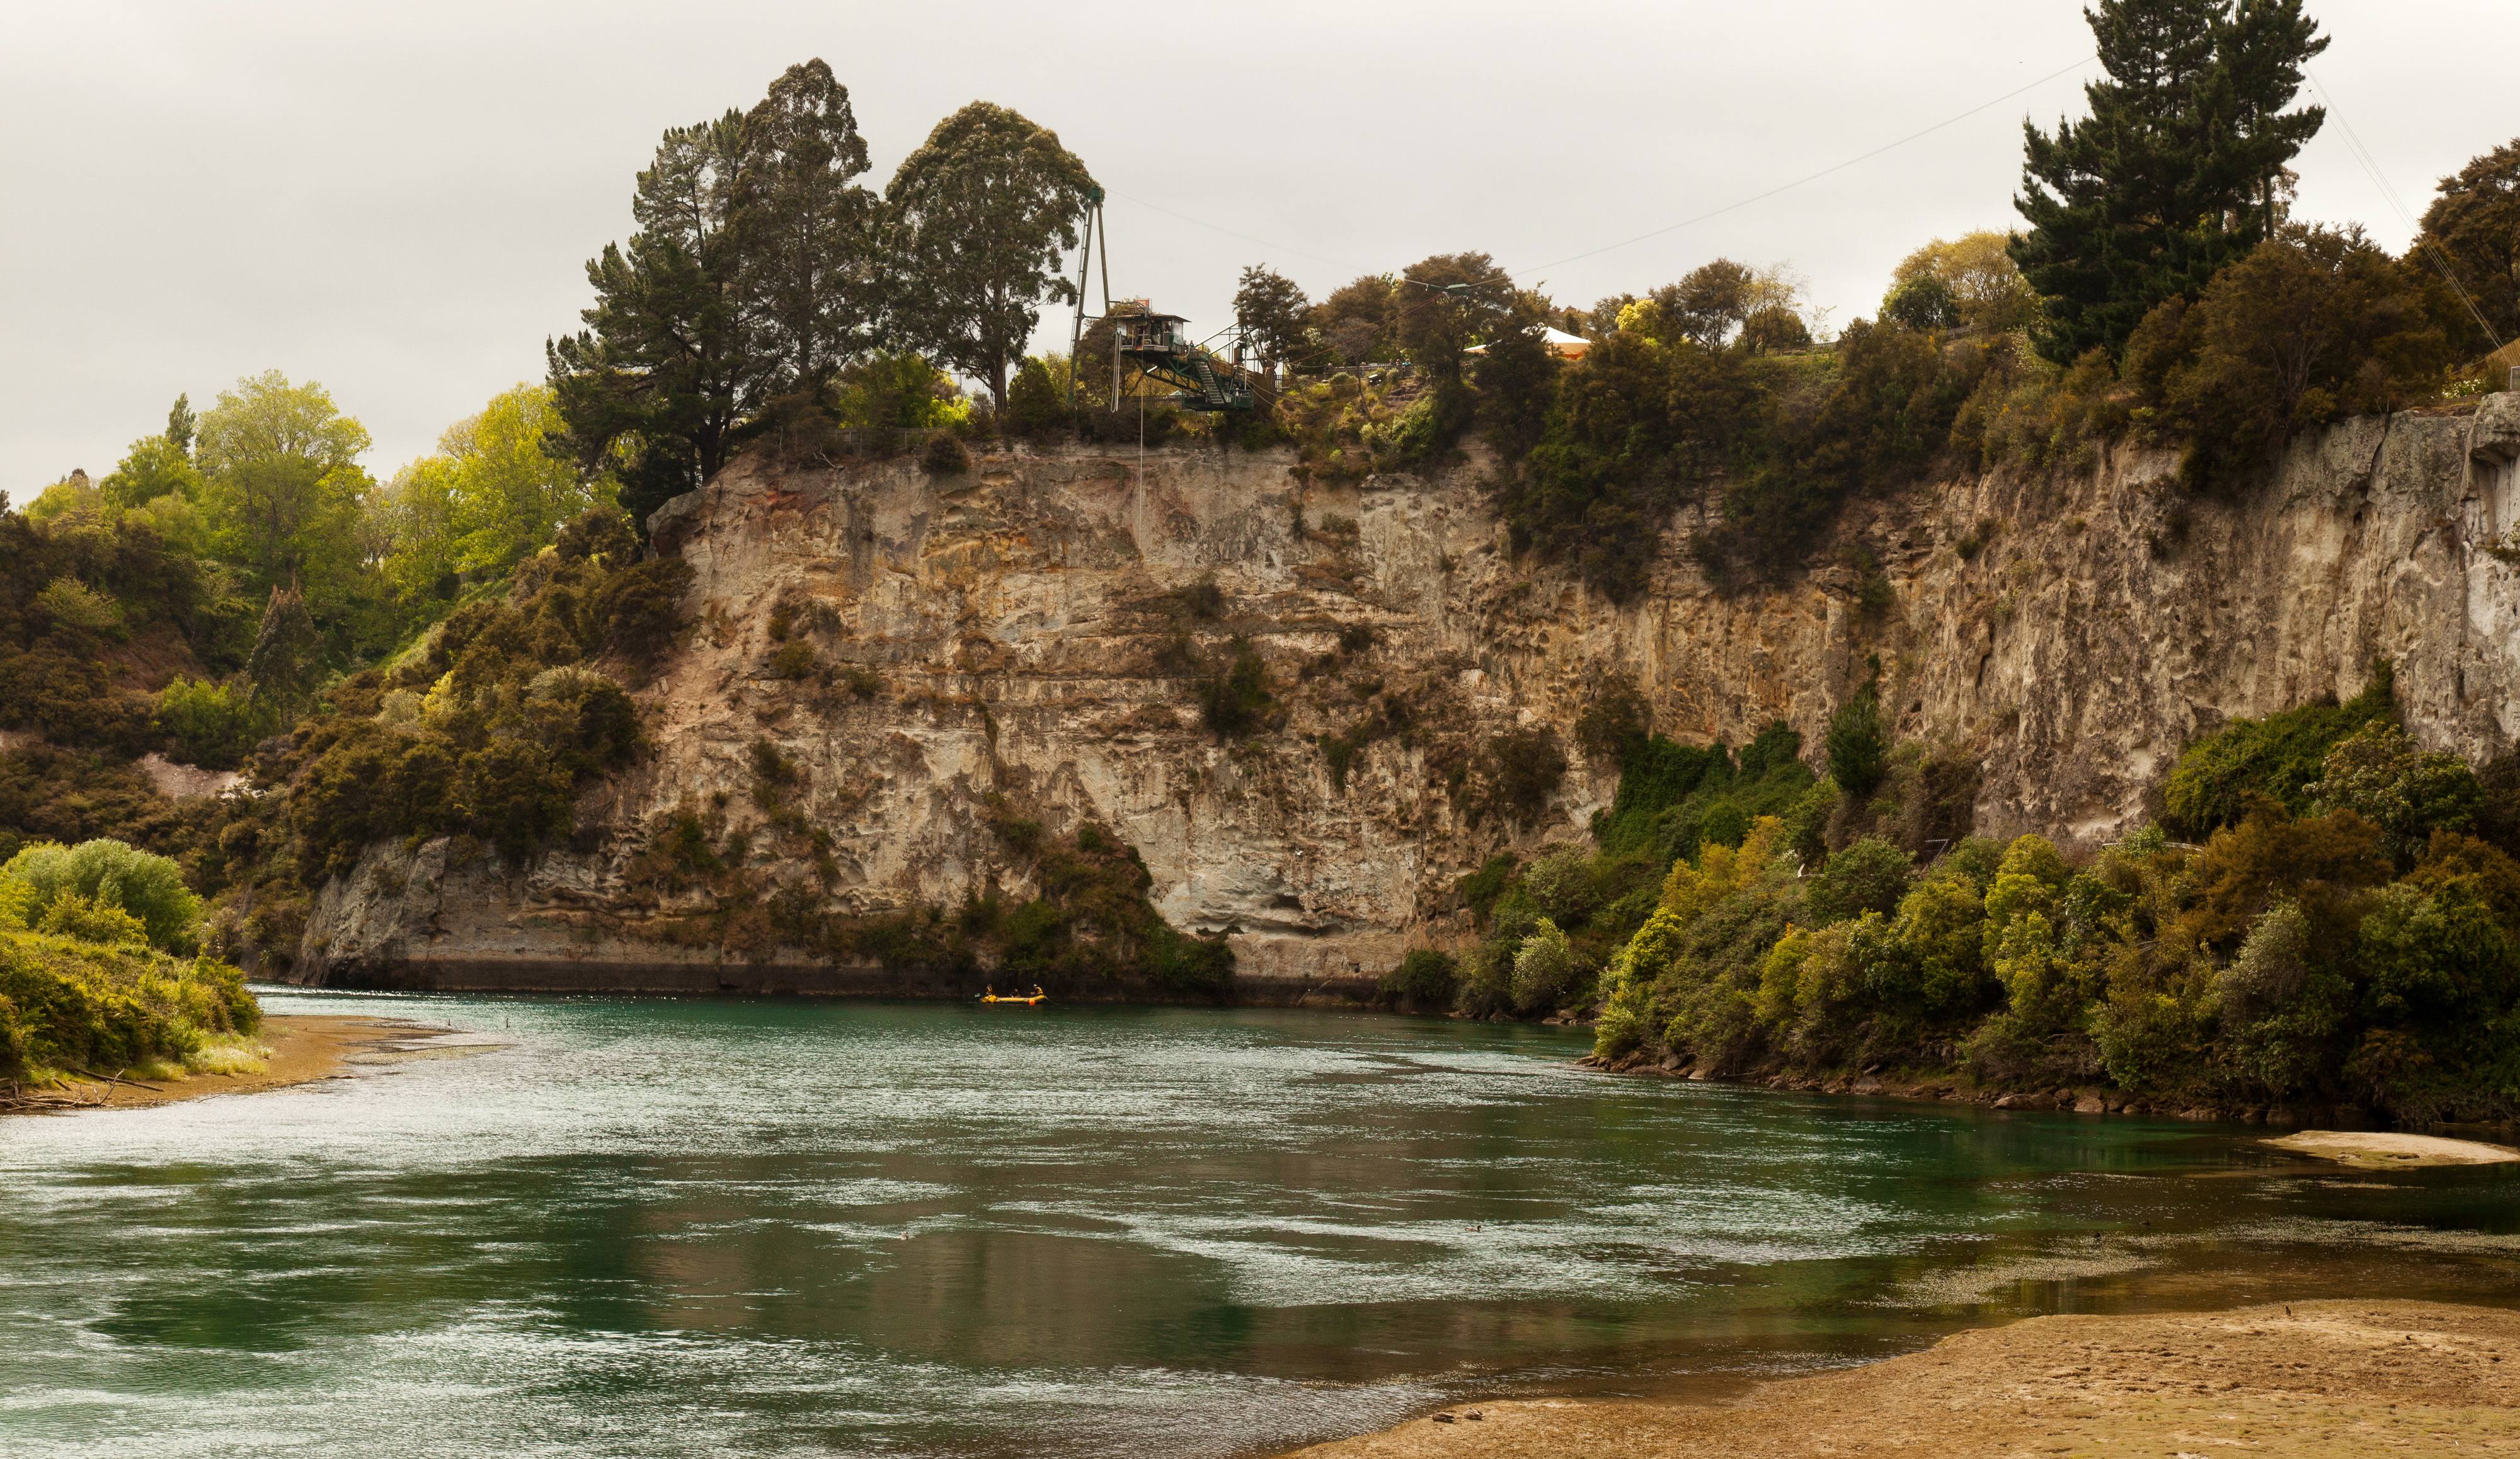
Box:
[4,990,2516,1456]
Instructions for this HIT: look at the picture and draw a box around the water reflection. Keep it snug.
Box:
[2,993,2515,1458]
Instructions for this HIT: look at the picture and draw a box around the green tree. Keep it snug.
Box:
[2010,0,2328,363]
[166,393,197,455]
[193,370,374,592]
[882,101,1097,413]
[1884,232,2039,335]
[1315,275,1397,364]
[548,108,757,535]
[100,433,200,512]
[1393,253,1514,384]
[242,583,322,729]
[1825,688,1889,798]
[1233,265,1313,372]
[2125,226,2456,479]
[380,384,617,600]
[2414,138,2520,350]
[1666,258,1755,345]
[730,59,879,394]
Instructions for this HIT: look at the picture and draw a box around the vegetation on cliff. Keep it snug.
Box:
[1557,670,2520,1124]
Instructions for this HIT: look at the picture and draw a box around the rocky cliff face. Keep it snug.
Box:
[287,396,2520,1001]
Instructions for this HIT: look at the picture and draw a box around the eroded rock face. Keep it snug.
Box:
[290,404,2520,999]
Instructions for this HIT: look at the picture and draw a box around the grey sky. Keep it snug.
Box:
[3,1,2508,493]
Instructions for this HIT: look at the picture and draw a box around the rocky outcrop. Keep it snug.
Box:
[287,398,2520,999]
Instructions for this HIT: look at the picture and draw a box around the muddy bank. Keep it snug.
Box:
[4,1016,414,1113]
[1280,1300,2520,1458]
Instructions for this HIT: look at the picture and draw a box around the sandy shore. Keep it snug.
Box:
[9,1015,411,1113]
[1281,1300,2520,1458]
[2265,1130,2520,1168]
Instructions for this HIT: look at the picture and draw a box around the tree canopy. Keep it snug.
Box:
[881,101,1097,413]
[2415,137,2520,351]
[2011,0,2327,363]
[377,384,618,602]
[193,370,374,596]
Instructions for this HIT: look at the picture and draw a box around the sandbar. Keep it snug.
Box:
[1279,1300,2520,1458]
[2264,1130,2520,1168]
[9,1015,412,1113]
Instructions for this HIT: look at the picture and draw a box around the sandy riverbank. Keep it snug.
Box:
[1280,1300,2520,1458]
[8,1015,411,1113]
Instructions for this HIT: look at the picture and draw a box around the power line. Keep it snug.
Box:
[1511,54,2099,276]
[2303,67,2504,355]
[1101,185,1361,274]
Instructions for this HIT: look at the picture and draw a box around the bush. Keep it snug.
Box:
[597,556,696,659]
[1197,639,1273,738]
[1824,690,1888,798]
[0,926,258,1080]
[1380,948,1458,1005]
[922,431,973,475]
[2165,664,2393,836]
[1804,836,1914,925]
[1511,918,1578,1013]
[1,839,203,951]
[1486,727,1567,823]
[2126,226,2459,484]
[156,676,259,770]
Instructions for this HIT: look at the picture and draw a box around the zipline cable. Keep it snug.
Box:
[1509,54,2099,275]
[2303,67,2505,355]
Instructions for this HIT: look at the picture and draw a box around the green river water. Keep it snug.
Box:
[4,989,2517,1457]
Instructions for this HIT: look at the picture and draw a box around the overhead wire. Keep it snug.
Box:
[1509,54,2100,276]
[2303,67,2504,355]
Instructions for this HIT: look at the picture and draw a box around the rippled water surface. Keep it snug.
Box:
[5,991,2517,1457]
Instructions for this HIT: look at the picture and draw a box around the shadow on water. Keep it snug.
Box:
[3,990,2514,1458]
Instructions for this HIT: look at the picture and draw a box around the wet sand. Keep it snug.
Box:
[9,1015,412,1112]
[1280,1300,2520,1458]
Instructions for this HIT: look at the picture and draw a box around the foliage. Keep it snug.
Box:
[1,838,203,951]
[2309,721,2484,866]
[2010,0,2328,363]
[1380,948,1458,1006]
[101,426,202,511]
[1823,688,1889,798]
[1234,265,1314,369]
[1804,835,1913,925]
[1883,232,2039,336]
[2414,137,2520,350]
[155,677,258,770]
[193,370,376,598]
[377,384,618,604]
[1393,253,1515,384]
[1314,275,1397,364]
[1484,726,1567,824]
[2124,226,2459,483]
[283,530,660,881]
[1196,638,1274,738]
[0,925,260,1081]
[549,60,890,536]
[881,101,1096,412]
[2163,663,2393,836]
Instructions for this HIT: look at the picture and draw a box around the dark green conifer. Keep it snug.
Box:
[2010,0,2327,363]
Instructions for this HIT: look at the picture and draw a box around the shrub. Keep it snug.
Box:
[1486,727,1567,823]
[597,556,696,659]
[1197,639,1273,738]
[0,926,258,1080]
[1,838,203,951]
[771,641,817,680]
[1824,690,1888,798]
[1380,948,1458,1005]
[922,432,973,475]
[156,676,259,770]
[1804,836,1915,926]
[2164,665,2393,836]
[1511,918,1578,1013]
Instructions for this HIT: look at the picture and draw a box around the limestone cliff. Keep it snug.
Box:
[285,396,2520,1001]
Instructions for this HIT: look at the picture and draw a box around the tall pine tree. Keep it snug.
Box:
[546,60,879,536]
[2010,0,2325,364]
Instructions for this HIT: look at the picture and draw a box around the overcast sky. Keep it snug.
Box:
[3,0,2510,491]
